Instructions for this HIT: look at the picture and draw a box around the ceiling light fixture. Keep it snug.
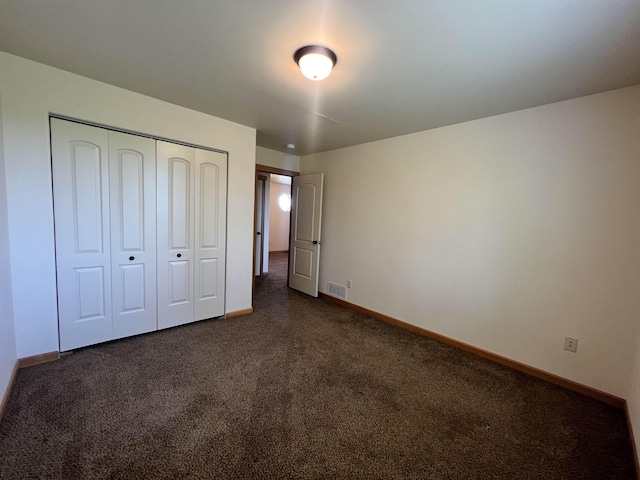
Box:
[294,45,337,81]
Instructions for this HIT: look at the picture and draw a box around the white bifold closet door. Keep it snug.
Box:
[52,119,157,351]
[156,141,227,330]
[108,131,157,340]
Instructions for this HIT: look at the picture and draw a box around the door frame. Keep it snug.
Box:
[252,164,299,294]
[255,174,267,277]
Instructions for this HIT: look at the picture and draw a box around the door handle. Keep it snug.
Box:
[257,232,261,235]
[129,256,135,261]
[312,240,321,245]
[177,253,182,258]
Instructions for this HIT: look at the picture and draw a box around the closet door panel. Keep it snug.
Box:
[109,131,157,339]
[169,159,191,253]
[199,259,218,298]
[194,150,227,320]
[51,119,113,351]
[76,267,107,318]
[157,141,195,329]
[120,264,145,310]
[169,260,190,302]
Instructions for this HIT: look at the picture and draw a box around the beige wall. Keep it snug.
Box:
[256,146,300,172]
[269,181,291,252]
[0,52,256,360]
[301,85,640,407]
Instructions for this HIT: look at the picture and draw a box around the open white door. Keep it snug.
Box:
[255,177,265,276]
[288,173,324,296]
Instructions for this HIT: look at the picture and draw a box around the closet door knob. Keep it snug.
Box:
[129,256,135,261]
[177,253,182,258]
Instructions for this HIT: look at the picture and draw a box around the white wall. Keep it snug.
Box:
[256,146,300,172]
[0,83,18,405]
[301,85,640,402]
[269,181,291,252]
[0,52,256,358]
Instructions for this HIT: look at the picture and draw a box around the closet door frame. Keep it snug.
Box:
[50,115,229,350]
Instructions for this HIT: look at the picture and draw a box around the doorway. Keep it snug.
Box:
[252,165,299,295]
[255,174,267,277]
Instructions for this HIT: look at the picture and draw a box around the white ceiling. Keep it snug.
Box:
[1,1,639,156]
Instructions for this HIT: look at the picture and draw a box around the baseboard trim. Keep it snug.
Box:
[0,361,19,423]
[624,400,640,479]
[18,351,60,369]
[1,351,60,424]
[226,307,253,319]
[319,293,625,409]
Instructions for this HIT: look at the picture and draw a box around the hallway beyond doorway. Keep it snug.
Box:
[255,251,288,292]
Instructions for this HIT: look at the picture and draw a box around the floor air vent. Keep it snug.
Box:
[327,281,347,300]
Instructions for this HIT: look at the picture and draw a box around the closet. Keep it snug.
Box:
[156,141,227,330]
[51,118,227,351]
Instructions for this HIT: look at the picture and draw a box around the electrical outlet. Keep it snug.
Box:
[347,279,352,288]
[564,336,578,353]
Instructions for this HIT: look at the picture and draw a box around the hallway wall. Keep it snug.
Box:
[269,181,291,252]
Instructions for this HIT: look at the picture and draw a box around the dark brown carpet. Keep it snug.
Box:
[0,252,635,479]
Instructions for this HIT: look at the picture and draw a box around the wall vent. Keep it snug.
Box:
[327,281,347,300]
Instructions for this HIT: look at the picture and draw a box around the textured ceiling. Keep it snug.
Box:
[1,0,639,155]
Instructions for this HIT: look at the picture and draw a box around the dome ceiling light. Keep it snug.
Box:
[294,45,337,81]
